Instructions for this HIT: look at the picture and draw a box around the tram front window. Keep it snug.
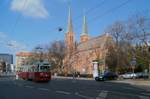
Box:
[40,66,50,72]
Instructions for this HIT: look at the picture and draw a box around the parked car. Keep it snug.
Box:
[119,72,137,79]
[135,72,149,79]
[120,72,149,79]
[95,72,118,81]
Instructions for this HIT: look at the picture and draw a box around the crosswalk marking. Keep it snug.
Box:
[96,90,108,99]
[141,93,150,96]
[38,88,49,91]
[139,95,150,99]
[75,92,94,99]
[56,91,71,95]
[24,85,34,88]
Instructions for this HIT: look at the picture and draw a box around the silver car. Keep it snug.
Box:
[120,72,137,79]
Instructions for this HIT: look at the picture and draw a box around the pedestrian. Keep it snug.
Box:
[77,72,80,78]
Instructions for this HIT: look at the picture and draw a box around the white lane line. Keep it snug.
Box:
[107,90,150,99]
[141,93,150,96]
[56,91,71,95]
[96,90,108,99]
[123,87,136,90]
[38,88,49,91]
[24,85,34,88]
[139,95,150,99]
[75,92,94,99]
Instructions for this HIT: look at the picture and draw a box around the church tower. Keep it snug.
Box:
[65,7,75,53]
[80,15,89,42]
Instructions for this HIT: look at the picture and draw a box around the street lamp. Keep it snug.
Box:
[35,46,43,62]
[148,46,150,79]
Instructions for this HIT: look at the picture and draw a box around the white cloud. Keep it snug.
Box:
[11,0,49,18]
[0,32,27,51]
[7,40,26,51]
[0,32,7,39]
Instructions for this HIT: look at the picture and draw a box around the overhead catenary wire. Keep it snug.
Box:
[89,0,131,23]
[74,0,131,32]
[9,0,106,39]
[8,0,28,51]
[11,0,28,34]
[73,0,106,24]
[9,0,131,37]
[0,0,28,51]
[48,0,107,33]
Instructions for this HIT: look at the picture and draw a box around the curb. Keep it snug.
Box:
[52,76,94,80]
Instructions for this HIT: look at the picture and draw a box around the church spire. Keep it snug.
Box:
[67,7,73,32]
[80,14,89,43]
[65,7,74,53]
[81,15,88,36]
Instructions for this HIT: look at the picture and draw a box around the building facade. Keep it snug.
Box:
[0,54,13,72]
[64,8,113,74]
[16,52,33,71]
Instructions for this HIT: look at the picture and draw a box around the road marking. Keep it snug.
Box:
[96,90,108,99]
[24,85,33,88]
[139,95,150,99]
[75,92,94,99]
[56,91,71,95]
[38,88,49,91]
[107,90,150,98]
[123,87,136,90]
[15,83,22,87]
[108,90,141,97]
[105,85,112,87]
[141,93,150,96]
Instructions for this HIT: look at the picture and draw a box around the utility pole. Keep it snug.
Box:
[148,46,150,79]
[149,63,150,79]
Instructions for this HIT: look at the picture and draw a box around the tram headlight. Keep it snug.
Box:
[45,74,48,77]
[40,73,44,76]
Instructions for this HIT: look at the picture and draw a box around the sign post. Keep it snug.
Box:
[130,57,136,79]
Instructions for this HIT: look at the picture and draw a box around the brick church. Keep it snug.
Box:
[64,8,113,75]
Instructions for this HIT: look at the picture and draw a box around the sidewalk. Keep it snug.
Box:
[113,79,150,86]
[112,79,150,91]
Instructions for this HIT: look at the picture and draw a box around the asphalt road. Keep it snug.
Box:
[0,77,150,99]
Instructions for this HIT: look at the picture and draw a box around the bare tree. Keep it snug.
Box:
[105,13,150,75]
[129,14,150,78]
[105,21,129,73]
[63,41,78,76]
[31,45,46,64]
[46,40,65,74]
[0,60,6,72]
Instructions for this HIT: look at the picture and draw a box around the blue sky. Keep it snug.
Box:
[0,0,150,56]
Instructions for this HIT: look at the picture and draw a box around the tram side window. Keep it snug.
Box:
[28,68,32,72]
[31,66,39,72]
[40,66,50,72]
[30,67,36,72]
[33,67,39,72]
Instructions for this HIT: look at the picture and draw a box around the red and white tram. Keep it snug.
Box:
[17,61,51,82]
